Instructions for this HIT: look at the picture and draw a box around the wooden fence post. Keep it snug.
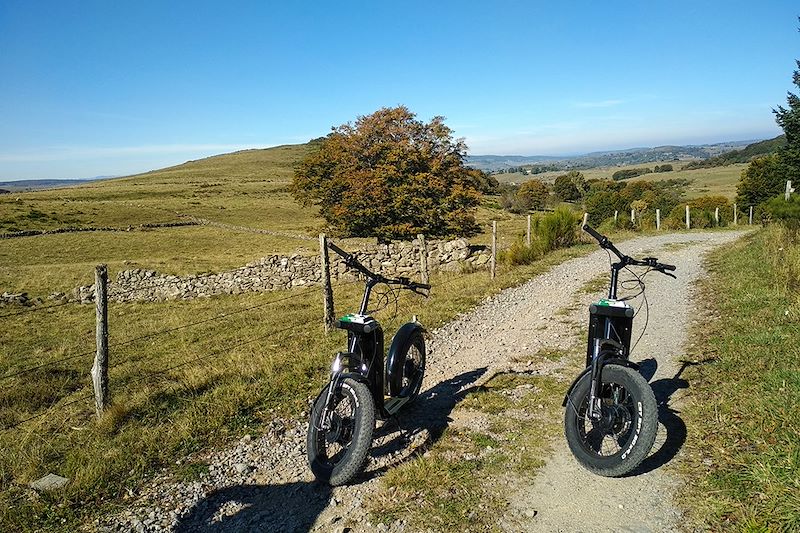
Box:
[749,206,753,225]
[685,205,690,230]
[490,221,497,280]
[656,208,661,230]
[715,207,719,226]
[319,234,335,332]
[417,233,429,285]
[734,203,738,225]
[526,215,531,247]
[91,264,110,417]
[630,208,635,225]
[614,210,618,223]
[786,180,794,201]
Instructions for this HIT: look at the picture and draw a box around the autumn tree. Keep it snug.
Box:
[291,106,483,240]
[553,171,586,201]
[516,179,549,210]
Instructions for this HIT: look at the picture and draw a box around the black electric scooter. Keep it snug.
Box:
[563,224,677,477]
[307,241,430,486]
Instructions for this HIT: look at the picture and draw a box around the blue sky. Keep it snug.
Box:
[0,1,797,180]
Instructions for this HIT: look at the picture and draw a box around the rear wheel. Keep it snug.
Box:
[564,365,657,477]
[307,378,375,486]
[397,332,426,401]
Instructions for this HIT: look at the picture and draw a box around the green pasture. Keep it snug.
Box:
[497,161,746,200]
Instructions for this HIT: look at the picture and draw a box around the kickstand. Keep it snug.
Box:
[387,413,413,444]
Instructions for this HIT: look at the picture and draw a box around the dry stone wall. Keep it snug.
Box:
[69,237,489,303]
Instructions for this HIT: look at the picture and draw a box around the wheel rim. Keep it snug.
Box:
[317,390,356,465]
[399,342,424,397]
[575,381,635,457]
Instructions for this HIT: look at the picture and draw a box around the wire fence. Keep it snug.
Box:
[0,227,513,433]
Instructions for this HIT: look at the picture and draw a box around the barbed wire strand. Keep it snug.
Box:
[121,323,299,389]
[0,348,96,382]
[1,392,92,432]
[0,299,74,319]
[0,280,363,383]
[0,271,471,430]
[2,325,300,431]
[112,285,320,348]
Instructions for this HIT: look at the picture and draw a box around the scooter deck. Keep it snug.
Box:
[383,396,410,416]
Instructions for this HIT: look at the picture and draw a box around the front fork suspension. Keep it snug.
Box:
[317,353,344,431]
[588,339,606,420]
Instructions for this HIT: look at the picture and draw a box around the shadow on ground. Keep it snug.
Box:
[363,367,488,480]
[174,482,332,533]
[628,358,706,476]
[173,367,488,532]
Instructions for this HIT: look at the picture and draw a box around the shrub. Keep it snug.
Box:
[689,195,732,226]
[663,196,732,229]
[585,189,620,223]
[612,167,652,181]
[538,207,580,251]
[597,216,634,234]
[584,179,682,227]
[737,153,792,206]
[553,171,585,202]
[761,194,800,223]
[499,238,545,266]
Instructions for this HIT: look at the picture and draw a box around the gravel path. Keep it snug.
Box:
[97,230,747,533]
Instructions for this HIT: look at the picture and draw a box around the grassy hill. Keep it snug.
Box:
[0,143,328,296]
[682,135,786,170]
[0,141,530,297]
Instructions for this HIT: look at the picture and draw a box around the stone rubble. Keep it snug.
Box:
[69,237,489,304]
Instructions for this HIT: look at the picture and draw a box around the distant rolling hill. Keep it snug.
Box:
[0,177,113,192]
[467,139,758,172]
[681,135,786,169]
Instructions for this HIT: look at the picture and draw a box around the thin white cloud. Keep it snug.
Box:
[573,99,625,109]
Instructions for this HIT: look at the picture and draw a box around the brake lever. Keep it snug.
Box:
[659,270,677,279]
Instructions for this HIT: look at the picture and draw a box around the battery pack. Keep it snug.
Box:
[585,300,634,366]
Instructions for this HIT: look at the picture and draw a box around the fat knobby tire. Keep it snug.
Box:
[564,365,658,477]
[307,377,375,486]
[400,332,426,402]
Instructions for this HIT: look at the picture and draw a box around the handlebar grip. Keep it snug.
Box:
[582,224,604,243]
[660,263,677,271]
[413,282,431,290]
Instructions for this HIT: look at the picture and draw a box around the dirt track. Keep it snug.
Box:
[100,230,747,533]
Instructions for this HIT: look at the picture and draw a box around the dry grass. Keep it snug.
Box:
[0,239,595,531]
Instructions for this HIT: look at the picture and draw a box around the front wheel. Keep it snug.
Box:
[307,378,375,486]
[564,365,657,477]
[397,331,426,401]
